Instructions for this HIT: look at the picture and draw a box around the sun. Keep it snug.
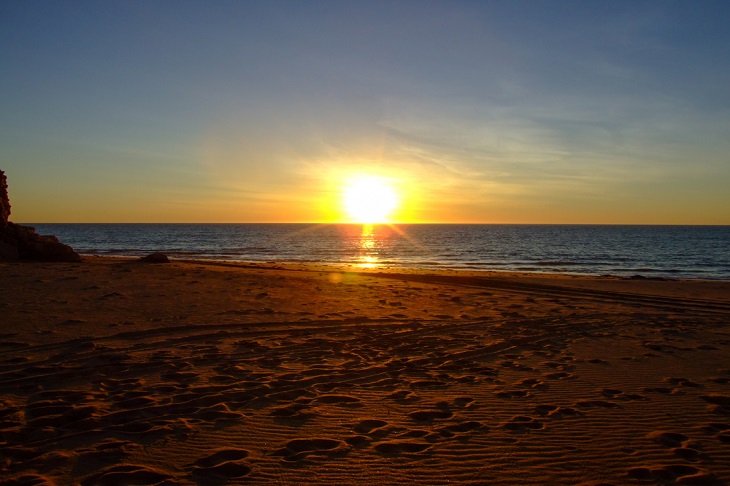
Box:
[342,175,399,224]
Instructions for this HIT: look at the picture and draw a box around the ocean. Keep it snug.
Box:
[27,223,730,280]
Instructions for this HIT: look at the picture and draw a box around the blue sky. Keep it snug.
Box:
[2,1,729,223]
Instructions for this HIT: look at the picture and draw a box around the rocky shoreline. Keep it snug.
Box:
[0,169,80,262]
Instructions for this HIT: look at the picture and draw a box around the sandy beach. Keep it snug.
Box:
[1,257,729,485]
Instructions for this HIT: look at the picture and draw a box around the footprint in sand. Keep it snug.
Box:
[502,416,544,432]
[437,421,484,437]
[708,377,730,384]
[411,379,448,389]
[534,404,559,416]
[667,377,703,388]
[344,435,371,447]
[627,465,720,485]
[543,371,574,380]
[314,394,363,407]
[499,360,535,372]
[26,403,99,431]
[517,378,547,390]
[373,441,431,454]
[398,429,431,439]
[386,390,417,401]
[195,403,246,422]
[550,406,582,418]
[702,423,730,443]
[495,389,531,399]
[700,394,730,415]
[272,438,348,462]
[647,431,689,448]
[81,464,174,486]
[542,361,576,371]
[191,449,252,479]
[107,421,176,438]
[673,447,705,462]
[648,431,708,462]
[270,403,316,422]
[408,410,453,422]
[696,344,720,351]
[644,386,681,395]
[353,419,388,434]
[594,388,646,401]
[452,397,476,408]
[575,400,619,409]
[76,439,138,462]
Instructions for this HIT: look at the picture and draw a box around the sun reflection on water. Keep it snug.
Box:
[346,223,418,269]
[356,224,380,268]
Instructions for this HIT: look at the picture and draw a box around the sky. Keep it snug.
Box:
[1,1,729,224]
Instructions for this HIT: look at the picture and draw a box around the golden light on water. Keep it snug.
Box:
[356,224,380,268]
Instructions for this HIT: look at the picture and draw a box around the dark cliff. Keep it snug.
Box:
[0,170,81,262]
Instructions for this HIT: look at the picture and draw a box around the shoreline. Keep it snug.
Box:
[90,253,730,302]
[77,252,730,282]
[1,256,729,484]
[91,251,730,279]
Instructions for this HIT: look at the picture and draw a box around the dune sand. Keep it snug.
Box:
[1,257,729,485]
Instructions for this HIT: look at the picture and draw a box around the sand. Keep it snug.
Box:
[1,257,729,485]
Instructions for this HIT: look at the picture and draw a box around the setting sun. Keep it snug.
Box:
[342,175,399,224]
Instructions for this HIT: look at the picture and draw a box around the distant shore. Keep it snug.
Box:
[1,256,729,484]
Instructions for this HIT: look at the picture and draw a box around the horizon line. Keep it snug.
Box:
[19,221,730,227]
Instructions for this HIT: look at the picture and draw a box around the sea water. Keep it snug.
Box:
[27,223,730,279]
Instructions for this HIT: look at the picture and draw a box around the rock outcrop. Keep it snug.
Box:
[139,253,170,263]
[0,170,81,262]
[0,169,10,224]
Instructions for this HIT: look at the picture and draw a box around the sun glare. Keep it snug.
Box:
[342,176,399,224]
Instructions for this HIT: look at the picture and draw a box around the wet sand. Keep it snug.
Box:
[1,257,729,485]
